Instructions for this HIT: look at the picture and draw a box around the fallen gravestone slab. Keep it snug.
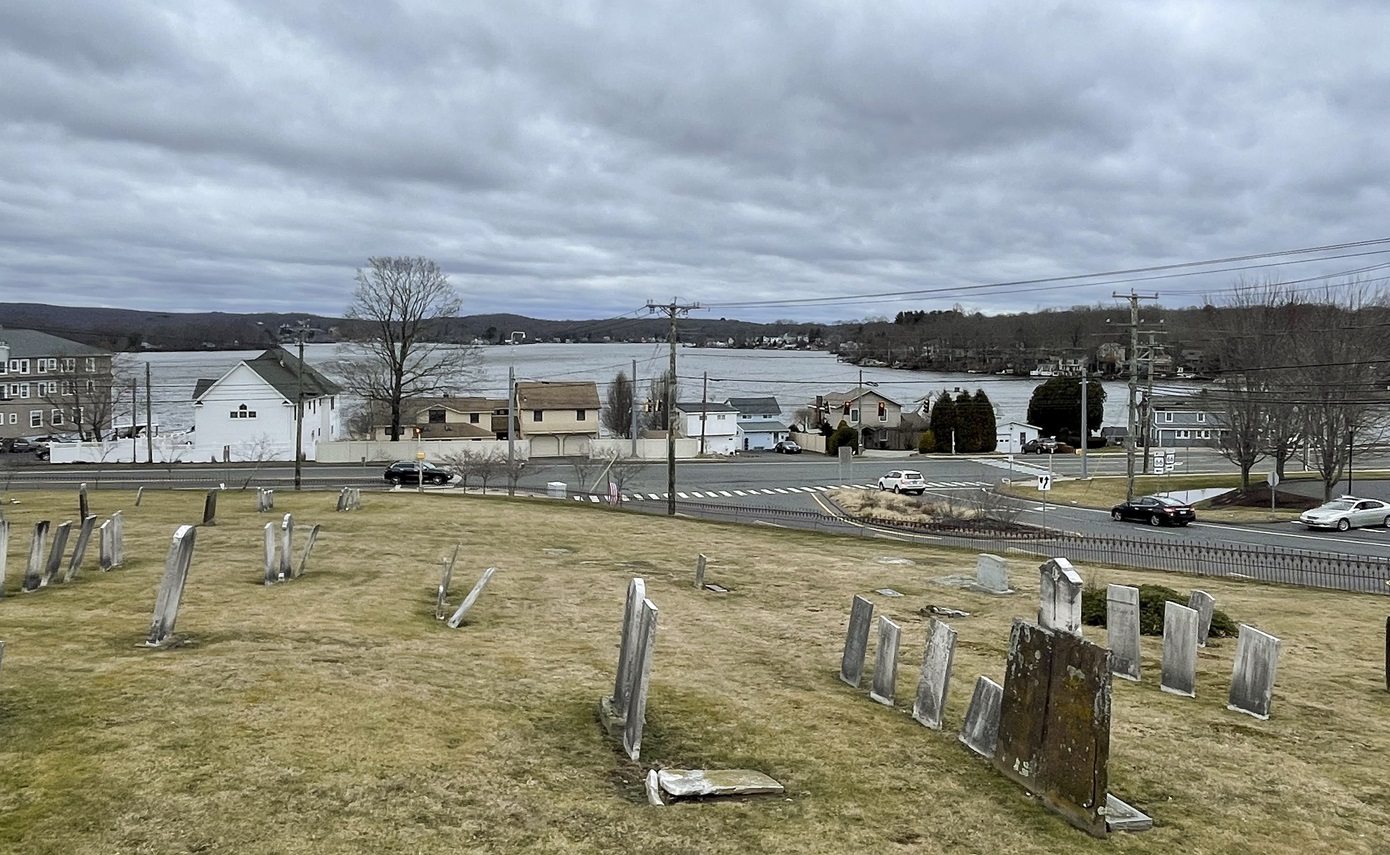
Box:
[656,769,785,799]
[1105,794,1154,832]
[645,770,665,807]
[446,567,497,628]
[875,588,902,598]
[703,583,728,594]
[923,605,970,619]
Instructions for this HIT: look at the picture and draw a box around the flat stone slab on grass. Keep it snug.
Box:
[1106,794,1154,833]
[656,769,785,799]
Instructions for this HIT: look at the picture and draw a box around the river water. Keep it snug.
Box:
[127,343,1140,434]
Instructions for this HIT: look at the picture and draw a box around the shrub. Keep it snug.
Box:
[1080,583,1236,638]
[917,430,935,454]
[827,421,858,455]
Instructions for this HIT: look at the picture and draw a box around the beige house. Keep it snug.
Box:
[379,396,508,441]
[515,381,601,456]
[816,387,904,450]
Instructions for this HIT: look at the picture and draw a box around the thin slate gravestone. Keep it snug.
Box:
[202,489,218,526]
[135,486,144,506]
[1038,557,1084,636]
[959,676,1003,758]
[279,514,294,580]
[79,483,89,521]
[693,553,707,589]
[293,524,321,579]
[145,525,197,646]
[1188,590,1216,647]
[1161,601,1199,698]
[22,520,50,592]
[1227,625,1281,720]
[974,553,1013,595]
[840,595,875,688]
[262,522,278,585]
[63,515,97,583]
[446,567,497,628]
[1107,584,1142,682]
[0,519,9,598]
[622,597,659,762]
[99,519,113,571]
[435,545,460,620]
[41,521,72,587]
[257,488,274,513]
[111,511,124,567]
[870,615,902,706]
[912,617,958,729]
[604,577,648,731]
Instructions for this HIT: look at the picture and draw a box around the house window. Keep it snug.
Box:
[35,382,49,396]
[0,362,6,375]
[1200,430,1211,438]
[61,358,76,372]
[850,408,860,422]
[842,402,851,415]
[1176,430,1190,439]
[1196,412,1206,423]
[18,383,29,398]
[30,410,42,427]
[428,408,446,424]
[1163,412,1173,423]
[877,401,887,421]
[10,359,29,374]
[51,409,64,425]
[533,410,544,422]
[576,409,586,421]
[230,404,257,419]
[85,380,94,393]
[7,413,15,424]
[85,357,96,372]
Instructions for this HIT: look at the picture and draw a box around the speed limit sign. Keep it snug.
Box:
[1037,473,1053,492]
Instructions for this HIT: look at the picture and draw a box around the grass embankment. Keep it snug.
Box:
[1,489,1388,853]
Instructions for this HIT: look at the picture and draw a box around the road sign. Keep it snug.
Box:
[1165,450,1176,467]
[1266,471,1280,488]
[1151,458,1164,475]
[1037,473,1053,492]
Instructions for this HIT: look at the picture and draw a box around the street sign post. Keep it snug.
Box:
[1267,471,1280,511]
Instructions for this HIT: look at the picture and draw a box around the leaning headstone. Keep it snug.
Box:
[1107,584,1142,682]
[435,545,460,620]
[0,519,9,598]
[293,524,321,579]
[261,523,278,586]
[99,519,113,571]
[63,515,97,583]
[1188,590,1216,647]
[22,520,50,592]
[1227,625,1282,720]
[973,553,1013,595]
[79,483,90,521]
[41,521,72,587]
[135,486,145,506]
[839,595,875,688]
[693,553,707,589]
[958,676,1003,758]
[145,525,197,646]
[1161,601,1199,698]
[912,617,958,729]
[622,597,659,761]
[446,567,497,628]
[1038,557,1084,637]
[279,514,294,580]
[0,640,5,672]
[869,616,902,706]
[601,577,649,735]
[201,489,218,526]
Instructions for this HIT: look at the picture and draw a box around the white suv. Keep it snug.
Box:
[877,470,927,495]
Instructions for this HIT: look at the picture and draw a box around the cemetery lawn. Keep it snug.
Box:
[3,489,1389,854]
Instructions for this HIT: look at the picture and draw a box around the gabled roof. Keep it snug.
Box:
[414,396,500,413]
[737,420,789,433]
[725,396,782,415]
[823,387,903,407]
[193,349,341,403]
[515,381,600,410]
[0,328,107,357]
[675,401,739,415]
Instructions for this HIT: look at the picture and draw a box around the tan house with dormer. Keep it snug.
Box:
[377,395,509,441]
[515,381,601,456]
[816,386,904,450]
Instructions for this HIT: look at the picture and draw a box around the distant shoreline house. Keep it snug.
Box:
[725,396,788,451]
[0,329,114,441]
[380,396,509,442]
[192,348,342,461]
[1146,395,1226,448]
[674,401,740,456]
[515,380,601,456]
[816,387,904,450]
[996,421,1043,455]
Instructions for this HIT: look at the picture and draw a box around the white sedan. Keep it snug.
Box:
[877,470,927,495]
[1299,497,1390,531]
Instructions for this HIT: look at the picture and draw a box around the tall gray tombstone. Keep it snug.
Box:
[1106,584,1142,682]
[202,489,218,526]
[99,519,113,571]
[958,676,1004,758]
[78,483,89,521]
[261,522,278,585]
[1160,601,1199,698]
[607,577,648,725]
[693,553,707,589]
[1188,590,1216,647]
[974,553,1013,595]
[336,488,347,512]
[0,519,9,598]
[293,524,321,579]
[622,598,659,762]
[41,521,72,587]
[1038,557,1084,637]
[435,545,460,620]
[870,615,902,706]
[912,617,958,729]
[446,567,497,628]
[145,525,197,646]
[111,511,124,567]
[22,520,50,592]
[63,515,97,583]
[1227,625,1282,720]
[279,514,294,580]
[839,595,875,688]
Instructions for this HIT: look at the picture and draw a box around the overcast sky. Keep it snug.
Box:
[2,1,1388,323]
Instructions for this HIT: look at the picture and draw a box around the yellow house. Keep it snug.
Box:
[515,381,601,456]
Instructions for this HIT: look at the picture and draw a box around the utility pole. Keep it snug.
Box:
[1114,291,1159,501]
[699,371,708,456]
[1080,362,1088,479]
[1138,327,1166,478]
[507,364,516,496]
[283,320,312,491]
[145,362,154,464]
[630,358,638,457]
[647,299,702,515]
[130,376,137,464]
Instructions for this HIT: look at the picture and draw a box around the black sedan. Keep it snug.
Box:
[1111,495,1196,527]
[383,460,456,486]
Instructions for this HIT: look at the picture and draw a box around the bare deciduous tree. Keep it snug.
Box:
[41,353,128,441]
[339,257,480,441]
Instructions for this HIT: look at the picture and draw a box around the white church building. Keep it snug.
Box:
[192,348,342,462]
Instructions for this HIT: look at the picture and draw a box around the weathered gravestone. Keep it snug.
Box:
[111,511,124,567]
[21,521,50,592]
[257,488,274,513]
[693,553,707,590]
[912,617,958,729]
[279,514,294,580]
[63,515,97,584]
[839,595,875,688]
[600,577,647,735]
[135,486,145,506]
[79,483,89,521]
[201,489,218,526]
[0,640,5,672]
[1227,624,1281,720]
[1038,557,1084,636]
[435,545,460,620]
[99,519,114,571]
[446,567,497,628]
[1188,590,1216,647]
[0,519,9,598]
[870,615,902,706]
[959,676,1003,758]
[262,523,278,585]
[995,619,1113,839]
[41,521,72,587]
[973,553,1013,595]
[1160,601,1199,698]
[1107,584,1142,682]
[622,597,659,762]
[145,525,197,647]
[293,524,321,579]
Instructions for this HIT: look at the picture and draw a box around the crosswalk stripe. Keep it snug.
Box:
[677,492,689,498]
[647,493,662,500]
[732,489,747,496]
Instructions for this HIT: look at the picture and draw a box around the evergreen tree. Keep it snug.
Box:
[827,420,859,455]
[928,391,958,453]
[1026,377,1105,440]
[973,389,998,452]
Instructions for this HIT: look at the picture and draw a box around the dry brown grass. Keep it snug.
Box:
[1,487,1387,854]
[829,488,980,524]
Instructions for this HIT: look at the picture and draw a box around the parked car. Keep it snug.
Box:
[4,437,41,454]
[773,440,802,454]
[1299,496,1390,531]
[1022,438,1059,454]
[383,460,456,486]
[877,469,927,495]
[1111,495,1196,526]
